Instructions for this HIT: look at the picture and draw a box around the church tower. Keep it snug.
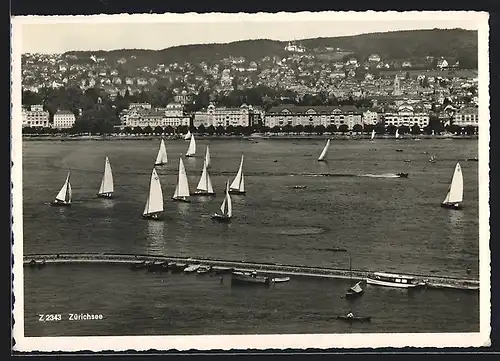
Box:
[393,74,402,96]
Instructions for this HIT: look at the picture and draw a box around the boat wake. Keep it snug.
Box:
[359,173,400,179]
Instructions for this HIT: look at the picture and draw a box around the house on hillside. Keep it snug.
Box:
[437,59,449,69]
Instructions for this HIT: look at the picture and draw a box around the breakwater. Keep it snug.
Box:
[23,253,479,291]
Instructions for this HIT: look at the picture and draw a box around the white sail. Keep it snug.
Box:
[55,171,72,202]
[395,129,400,138]
[184,130,191,140]
[220,181,232,217]
[371,129,375,140]
[143,168,164,215]
[173,157,190,198]
[196,161,214,193]
[154,139,168,165]
[350,281,363,294]
[186,135,196,156]
[318,139,330,161]
[230,155,245,192]
[442,162,464,205]
[205,145,211,168]
[98,157,114,194]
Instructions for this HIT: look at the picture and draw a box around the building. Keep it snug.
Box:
[22,104,50,128]
[453,107,479,127]
[383,104,430,129]
[264,105,363,129]
[53,110,76,129]
[193,103,252,128]
[362,109,380,125]
[368,54,381,62]
[120,103,190,129]
[437,59,449,69]
[393,75,402,96]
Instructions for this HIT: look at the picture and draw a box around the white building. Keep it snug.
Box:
[437,59,449,69]
[383,104,430,129]
[453,107,479,126]
[121,103,190,129]
[368,54,381,62]
[22,104,50,128]
[193,103,252,128]
[53,110,76,129]
[362,109,380,125]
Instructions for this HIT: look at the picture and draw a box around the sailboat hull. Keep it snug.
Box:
[171,197,190,203]
[211,213,231,222]
[228,190,246,195]
[97,193,113,199]
[154,162,167,166]
[142,213,163,221]
[185,154,195,158]
[346,289,364,298]
[441,203,462,210]
[192,191,216,196]
[50,200,71,207]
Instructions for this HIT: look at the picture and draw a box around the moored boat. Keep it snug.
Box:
[366,271,419,288]
[169,263,187,273]
[231,271,270,285]
[271,277,290,283]
[196,265,212,274]
[184,264,201,273]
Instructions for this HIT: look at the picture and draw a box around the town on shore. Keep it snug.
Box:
[20,30,479,138]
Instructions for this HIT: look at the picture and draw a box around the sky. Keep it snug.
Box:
[14,12,484,54]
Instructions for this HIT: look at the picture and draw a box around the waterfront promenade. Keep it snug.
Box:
[23,252,479,291]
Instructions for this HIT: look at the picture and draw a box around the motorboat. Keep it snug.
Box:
[271,277,290,283]
[231,271,270,285]
[184,264,201,273]
[396,173,409,178]
[366,271,419,288]
[196,265,212,274]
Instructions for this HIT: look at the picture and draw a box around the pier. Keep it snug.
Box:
[22,252,479,291]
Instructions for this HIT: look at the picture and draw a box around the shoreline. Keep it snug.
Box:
[21,134,479,141]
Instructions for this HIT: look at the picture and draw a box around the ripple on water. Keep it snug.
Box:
[276,227,326,236]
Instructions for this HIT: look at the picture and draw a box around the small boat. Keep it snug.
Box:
[50,171,72,207]
[396,172,409,178]
[346,281,364,298]
[196,265,212,274]
[231,271,270,285]
[142,168,164,220]
[171,157,190,202]
[466,157,478,162]
[185,134,196,157]
[205,145,211,168]
[184,130,192,140]
[292,185,307,189]
[441,162,463,210]
[213,266,234,274]
[154,139,168,166]
[366,271,419,288]
[324,247,347,252]
[336,315,371,323]
[395,129,400,139]
[395,149,403,152]
[169,263,187,273]
[370,129,375,141]
[404,159,411,163]
[193,160,215,196]
[429,156,437,163]
[184,264,201,273]
[317,139,330,162]
[97,157,114,198]
[212,180,232,222]
[271,277,290,283]
[229,155,246,195]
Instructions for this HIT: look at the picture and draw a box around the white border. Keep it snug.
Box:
[11,11,491,352]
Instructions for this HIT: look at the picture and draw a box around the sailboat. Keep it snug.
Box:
[205,145,211,168]
[50,171,72,206]
[345,254,363,298]
[185,134,196,157]
[142,168,164,220]
[212,180,232,222]
[154,139,168,166]
[193,160,216,196]
[171,157,191,202]
[370,129,375,141]
[395,128,400,139]
[317,139,330,162]
[229,155,246,195]
[441,162,463,210]
[184,130,192,140]
[97,157,114,198]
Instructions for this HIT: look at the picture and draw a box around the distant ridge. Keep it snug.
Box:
[61,28,477,67]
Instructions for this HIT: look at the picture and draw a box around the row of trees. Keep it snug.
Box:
[22,123,478,136]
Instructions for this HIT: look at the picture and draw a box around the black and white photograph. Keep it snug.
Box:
[11,11,490,351]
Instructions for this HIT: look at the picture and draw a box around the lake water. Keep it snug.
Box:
[20,137,480,336]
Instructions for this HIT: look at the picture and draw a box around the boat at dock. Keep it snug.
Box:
[366,271,419,288]
[196,265,212,274]
[97,157,114,198]
[142,168,164,220]
[184,264,201,273]
[271,277,290,283]
[441,162,463,210]
[50,171,72,207]
[231,271,270,285]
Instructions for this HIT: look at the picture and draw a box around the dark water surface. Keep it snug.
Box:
[21,138,480,336]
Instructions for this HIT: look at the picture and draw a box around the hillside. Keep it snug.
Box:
[63,28,477,67]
